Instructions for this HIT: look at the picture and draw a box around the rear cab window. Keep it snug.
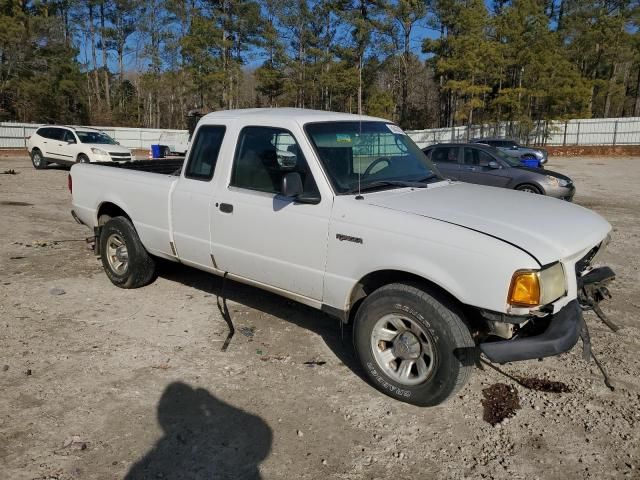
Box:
[184,125,226,181]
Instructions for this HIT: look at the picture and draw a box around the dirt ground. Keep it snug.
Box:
[1,153,639,480]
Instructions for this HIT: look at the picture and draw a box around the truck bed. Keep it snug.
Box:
[93,159,185,175]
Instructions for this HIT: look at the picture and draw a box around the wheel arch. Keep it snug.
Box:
[345,269,466,325]
[96,201,133,225]
[514,182,543,194]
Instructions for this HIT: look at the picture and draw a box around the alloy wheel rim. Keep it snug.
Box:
[106,233,128,275]
[370,313,436,386]
[33,153,41,166]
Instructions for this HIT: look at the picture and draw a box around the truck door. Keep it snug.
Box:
[211,126,330,301]
[170,125,226,269]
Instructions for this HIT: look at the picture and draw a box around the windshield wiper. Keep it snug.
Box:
[416,174,441,183]
[347,180,429,194]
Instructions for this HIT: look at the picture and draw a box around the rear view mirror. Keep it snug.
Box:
[277,150,297,169]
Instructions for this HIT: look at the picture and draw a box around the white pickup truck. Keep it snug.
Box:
[69,108,616,406]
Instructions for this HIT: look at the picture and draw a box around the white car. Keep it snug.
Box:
[26,126,135,169]
[69,108,616,406]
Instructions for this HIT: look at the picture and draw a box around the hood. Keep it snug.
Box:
[86,143,131,153]
[514,166,571,181]
[365,182,610,265]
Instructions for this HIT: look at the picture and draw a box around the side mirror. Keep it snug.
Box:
[281,172,304,197]
[281,172,320,204]
[488,161,501,169]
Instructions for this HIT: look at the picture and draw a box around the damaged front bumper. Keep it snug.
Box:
[480,299,583,363]
[479,266,617,365]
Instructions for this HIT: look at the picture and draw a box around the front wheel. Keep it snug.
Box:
[99,216,156,288]
[78,154,90,163]
[516,183,542,194]
[354,283,475,406]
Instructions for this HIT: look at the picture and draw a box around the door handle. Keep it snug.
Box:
[219,203,233,213]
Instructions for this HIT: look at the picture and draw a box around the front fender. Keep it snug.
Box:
[323,199,540,315]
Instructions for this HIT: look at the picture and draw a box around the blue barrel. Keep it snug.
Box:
[521,158,540,168]
[151,144,163,158]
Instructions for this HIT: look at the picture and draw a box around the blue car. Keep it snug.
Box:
[470,137,548,168]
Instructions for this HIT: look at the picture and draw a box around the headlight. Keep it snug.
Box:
[91,148,108,156]
[545,175,560,187]
[558,178,569,187]
[508,263,567,307]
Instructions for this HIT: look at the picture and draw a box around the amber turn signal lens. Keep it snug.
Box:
[508,271,540,307]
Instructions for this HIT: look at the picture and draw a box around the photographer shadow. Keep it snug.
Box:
[126,381,272,480]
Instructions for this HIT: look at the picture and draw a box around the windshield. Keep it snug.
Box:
[76,131,117,145]
[305,121,440,194]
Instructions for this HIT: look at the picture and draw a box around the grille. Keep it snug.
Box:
[109,152,132,161]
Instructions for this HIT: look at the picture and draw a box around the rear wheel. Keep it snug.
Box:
[516,183,542,194]
[354,282,476,406]
[31,149,47,170]
[99,216,156,288]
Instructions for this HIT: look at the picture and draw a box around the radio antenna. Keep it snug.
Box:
[356,54,363,200]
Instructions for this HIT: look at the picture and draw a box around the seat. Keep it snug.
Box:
[235,134,279,192]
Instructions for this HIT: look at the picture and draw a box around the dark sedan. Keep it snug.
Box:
[423,143,574,201]
[470,137,548,166]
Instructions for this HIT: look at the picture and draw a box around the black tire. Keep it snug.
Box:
[354,282,475,406]
[99,216,156,288]
[78,154,90,163]
[161,146,170,157]
[31,149,47,170]
[515,183,542,194]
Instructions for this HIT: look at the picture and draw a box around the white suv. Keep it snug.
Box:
[26,126,135,169]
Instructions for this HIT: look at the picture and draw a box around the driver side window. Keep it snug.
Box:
[231,126,318,196]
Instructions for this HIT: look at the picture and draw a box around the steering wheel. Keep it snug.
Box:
[363,157,392,177]
[394,135,408,153]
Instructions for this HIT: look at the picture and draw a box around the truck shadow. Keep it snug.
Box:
[125,381,272,479]
[156,261,366,382]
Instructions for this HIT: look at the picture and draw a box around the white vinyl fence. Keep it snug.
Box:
[3,116,640,149]
[0,122,188,150]
[407,117,640,148]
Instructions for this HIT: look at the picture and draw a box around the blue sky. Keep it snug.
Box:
[77,8,442,74]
